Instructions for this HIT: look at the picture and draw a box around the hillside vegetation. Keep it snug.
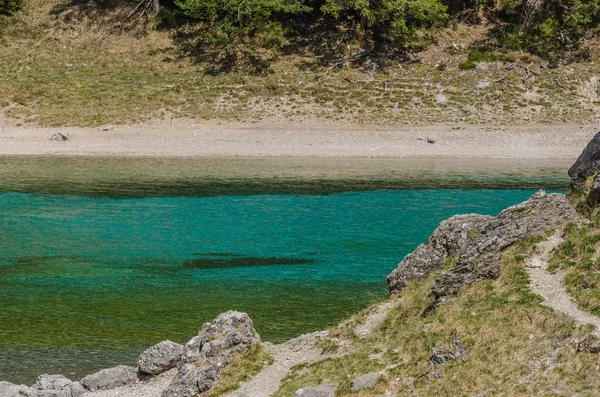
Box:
[0,0,599,126]
[268,237,600,396]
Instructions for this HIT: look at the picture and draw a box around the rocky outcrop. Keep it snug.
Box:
[80,366,137,392]
[161,311,260,397]
[0,381,29,397]
[387,214,493,295]
[27,374,80,397]
[429,331,465,365]
[138,340,184,377]
[0,311,260,397]
[569,131,600,190]
[568,131,600,207]
[387,191,578,302]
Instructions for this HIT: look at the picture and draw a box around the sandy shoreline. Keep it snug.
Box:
[0,120,597,158]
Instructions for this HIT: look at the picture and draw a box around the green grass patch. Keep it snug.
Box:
[458,60,477,70]
[547,224,600,318]
[273,244,599,396]
[206,343,274,397]
[315,337,340,354]
[0,1,599,126]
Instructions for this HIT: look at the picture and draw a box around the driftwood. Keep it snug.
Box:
[310,46,375,82]
[97,0,159,44]
[504,60,542,87]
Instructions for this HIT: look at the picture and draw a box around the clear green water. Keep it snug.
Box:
[0,157,571,384]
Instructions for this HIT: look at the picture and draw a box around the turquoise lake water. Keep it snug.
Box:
[0,157,572,384]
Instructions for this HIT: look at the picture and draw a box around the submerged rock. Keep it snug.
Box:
[387,191,578,302]
[80,365,137,392]
[161,311,260,397]
[293,384,337,397]
[138,340,184,377]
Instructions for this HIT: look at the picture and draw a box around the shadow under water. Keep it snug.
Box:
[182,255,316,269]
[0,157,571,197]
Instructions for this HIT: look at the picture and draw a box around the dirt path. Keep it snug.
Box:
[222,331,330,397]
[527,234,600,334]
[223,299,396,397]
[354,301,397,339]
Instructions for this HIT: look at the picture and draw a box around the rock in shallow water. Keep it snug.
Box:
[138,340,184,377]
[81,365,137,392]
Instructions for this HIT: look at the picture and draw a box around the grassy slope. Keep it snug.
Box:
[549,220,600,318]
[273,239,600,396]
[1,0,600,127]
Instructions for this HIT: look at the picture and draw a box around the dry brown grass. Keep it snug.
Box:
[1,0,600,127]
[273,246,600,396]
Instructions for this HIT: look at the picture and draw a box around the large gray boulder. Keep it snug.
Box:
[28,374,74,397]
[161,311,260,397]
[569,131,600,190]
[138,340,184,377]
[387,214,493,295]
[80,365,137,392]
[350,373,379,391]
[568,131,600,208]
[293,385,337,397]
[387,191,578,302]
[432,191,577,301]
[0,381,29,397]
[68,383,85,397]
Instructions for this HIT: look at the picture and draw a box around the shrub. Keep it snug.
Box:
[320,0,449,52]
[458,59,476,69]
[175,0,308,73]
[0,0,23,15]
[491,0,600,59]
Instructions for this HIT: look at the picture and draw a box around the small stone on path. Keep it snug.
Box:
[293,384,337,397]
[350,372,379,391]
[51,132,71,141]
